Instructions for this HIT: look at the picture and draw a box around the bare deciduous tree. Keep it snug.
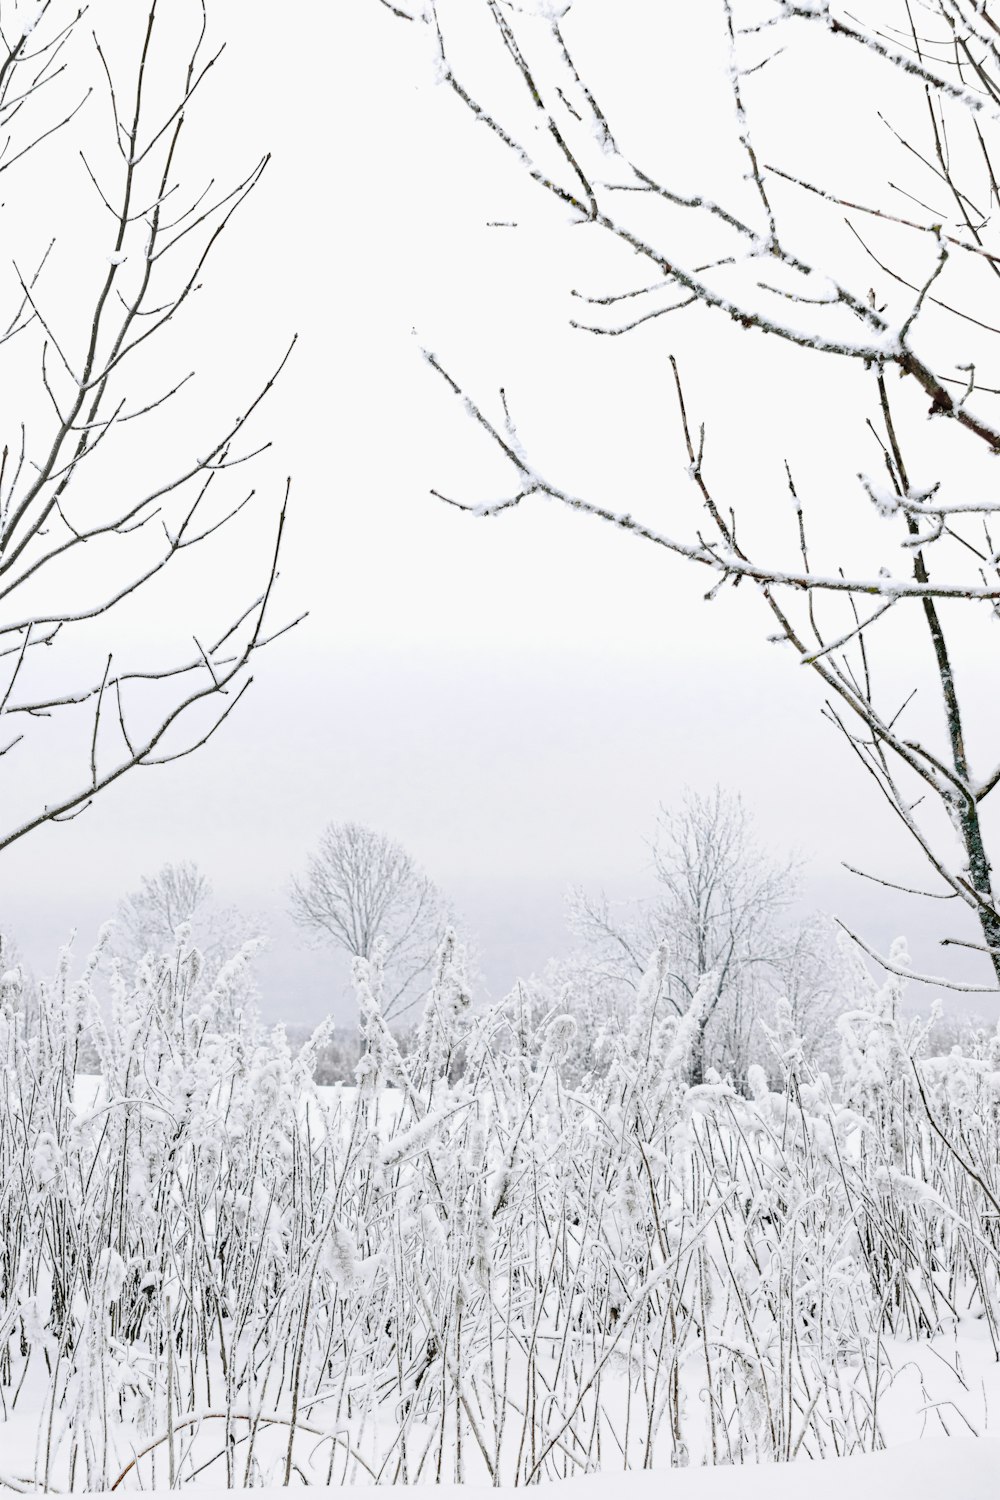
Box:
[0,0,297,852]
[289,821,450,1018]
[379,0,1000,992]
[772,915,863,1067]
[111,859,258,975]
[569,787,812,1083]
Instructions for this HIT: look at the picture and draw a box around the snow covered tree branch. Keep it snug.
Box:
[377,0,1000,987]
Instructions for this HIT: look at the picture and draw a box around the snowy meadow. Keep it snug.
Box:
[8,0,1000,1493]
[2,929,1000,1490]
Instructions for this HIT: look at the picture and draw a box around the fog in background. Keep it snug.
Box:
[2,0,995,1026]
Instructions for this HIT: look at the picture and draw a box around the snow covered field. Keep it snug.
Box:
[4,941,1000,1493]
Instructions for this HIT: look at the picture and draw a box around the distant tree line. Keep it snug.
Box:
[15,788,986,1090]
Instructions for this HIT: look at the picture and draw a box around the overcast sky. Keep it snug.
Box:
[2,0,996,1026]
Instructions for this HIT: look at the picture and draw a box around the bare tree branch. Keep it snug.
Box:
[0,0,297,852]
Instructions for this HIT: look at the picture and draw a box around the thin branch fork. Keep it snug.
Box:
[423,352,1000,600]
[0,482,296,853]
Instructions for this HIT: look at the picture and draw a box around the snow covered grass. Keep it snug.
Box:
[0,932,999,1489]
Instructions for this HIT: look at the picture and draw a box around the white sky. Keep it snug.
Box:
[2,0,997,1023]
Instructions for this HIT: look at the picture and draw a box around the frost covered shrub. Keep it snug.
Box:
[0,928,999,1487]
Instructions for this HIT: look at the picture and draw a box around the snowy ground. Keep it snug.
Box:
[71,1435,1000,1497]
